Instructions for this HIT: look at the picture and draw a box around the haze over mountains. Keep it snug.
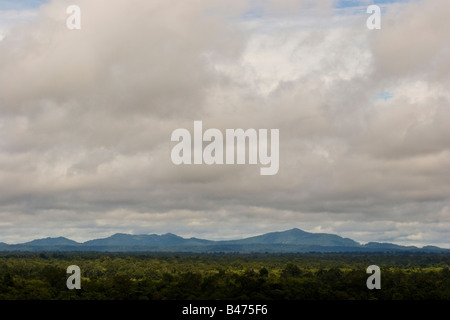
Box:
[0,228,447,253]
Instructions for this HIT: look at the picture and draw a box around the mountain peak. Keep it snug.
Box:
[284,228,308,234]
[110,233,128,237]
[162,233,180,238]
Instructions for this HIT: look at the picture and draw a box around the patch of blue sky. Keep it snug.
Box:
[377,92,395,100]
[0,0,48,11]
[241,0,266,20]
[334,0,422,16]
[335,0,417,8]
[241,0,419,20]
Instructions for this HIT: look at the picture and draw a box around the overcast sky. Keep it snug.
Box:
[0,0,448,247]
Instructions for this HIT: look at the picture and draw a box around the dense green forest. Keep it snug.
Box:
[0,252,449,300]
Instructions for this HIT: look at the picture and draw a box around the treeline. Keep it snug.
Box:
[0,252,449,300]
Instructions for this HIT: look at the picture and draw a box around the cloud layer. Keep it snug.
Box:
[0,0,449,247]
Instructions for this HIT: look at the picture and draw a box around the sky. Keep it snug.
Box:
[0,0,448,247]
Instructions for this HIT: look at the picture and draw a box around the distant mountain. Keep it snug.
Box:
[226,228,359,247]
[24,237,80,246]
[83,233,213,247]
[362,242,418,251]
[0,228,448,253]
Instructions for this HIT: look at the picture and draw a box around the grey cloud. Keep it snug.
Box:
[0,0,448,247]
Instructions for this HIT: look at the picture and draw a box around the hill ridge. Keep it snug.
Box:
[1,228,448,253]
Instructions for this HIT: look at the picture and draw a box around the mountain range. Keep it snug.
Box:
[0,228,447,253]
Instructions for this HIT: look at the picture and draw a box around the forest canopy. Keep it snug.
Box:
[0,252,449,300]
